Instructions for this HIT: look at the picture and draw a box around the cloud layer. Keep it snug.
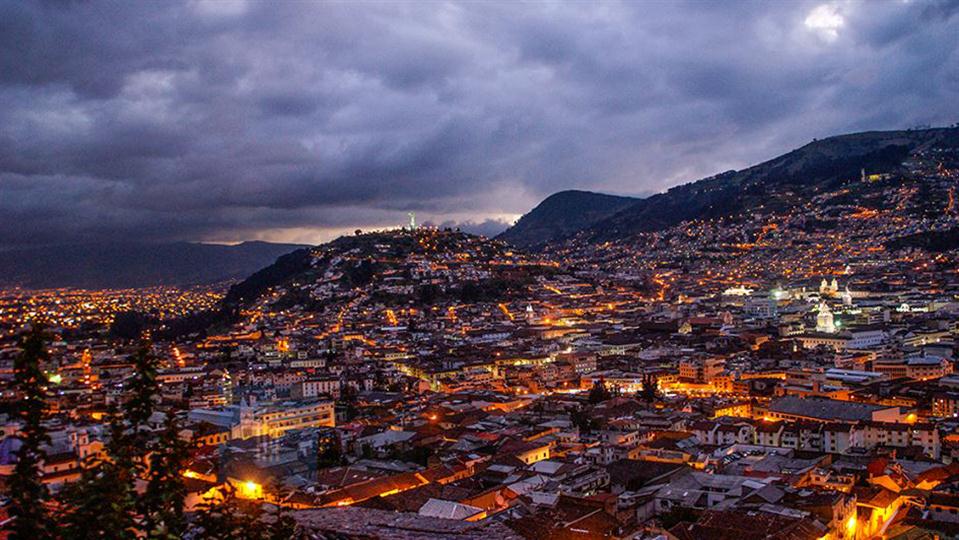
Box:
[1,0,957,247]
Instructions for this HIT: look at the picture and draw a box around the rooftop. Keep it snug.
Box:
[292,507,522,539]
[768,396,894,422]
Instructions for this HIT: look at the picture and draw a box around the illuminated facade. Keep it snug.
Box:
[188,398,335,440]
[816,301,836,333]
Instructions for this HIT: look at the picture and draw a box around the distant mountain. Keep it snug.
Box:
[500,127,959,247]
[0,241,307,289]
[496,190,641,248]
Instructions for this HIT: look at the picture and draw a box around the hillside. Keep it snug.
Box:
[498,127,959,246]
[496,190,641,248]
[0,241,306,289]
[162,228,564,338]
[535,126,959,293]
[225,229,553,311]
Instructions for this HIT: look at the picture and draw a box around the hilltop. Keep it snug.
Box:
[227,229,557,311]
[496,190,640,248]
[161,228,563,337]
[500,127,959,246]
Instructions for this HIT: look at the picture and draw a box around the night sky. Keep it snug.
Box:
[1,0,957,247]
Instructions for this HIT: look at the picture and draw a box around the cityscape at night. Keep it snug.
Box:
[1,1,959,539]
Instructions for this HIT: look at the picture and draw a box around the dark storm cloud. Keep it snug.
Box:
[0,0,957,246]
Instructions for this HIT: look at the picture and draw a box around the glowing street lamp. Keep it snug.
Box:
[237,480,263,499]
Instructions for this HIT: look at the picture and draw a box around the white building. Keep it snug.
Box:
[816,302,836,334]
[291,377,340,399]
[188,398,335,440]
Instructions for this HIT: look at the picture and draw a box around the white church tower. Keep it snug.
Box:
[816,301,836,333]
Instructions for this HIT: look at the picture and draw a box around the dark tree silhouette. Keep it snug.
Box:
[6,325,55,540]
[639,372,661,404]
[317,430,343,468]
[587,380,612,404]
[60,344,161,539]
[570,405,596,435]
[110,310,149,341]
[142,409,191,538]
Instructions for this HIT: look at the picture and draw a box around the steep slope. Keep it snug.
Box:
[0,241,306,289]
[496,190,640,248]
[498,127,959,248]
[586,127,959,241]
[226,229,548,311]
[161,229,562,338]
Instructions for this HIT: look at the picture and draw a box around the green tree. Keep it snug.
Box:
[141,410,190,539]
[6,325,55,540]
[109,344,160,534]
[59,455,136,540]
[60,344,160,539]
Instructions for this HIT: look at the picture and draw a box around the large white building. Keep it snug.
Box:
[291,377,340,399]
[846,328,886,349]
[189,398,335,440]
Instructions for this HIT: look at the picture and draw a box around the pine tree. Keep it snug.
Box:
[141,409,190,539]
[6,325,55,540]
[59,452,136,540]
[108,344,160,535]
[60,344,160,539]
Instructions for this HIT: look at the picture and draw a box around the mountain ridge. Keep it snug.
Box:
[499,126,959,247]
[495,189,641,248]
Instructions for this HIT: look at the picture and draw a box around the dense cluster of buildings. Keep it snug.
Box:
[2,148,959,539]
[0,286,222,336]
